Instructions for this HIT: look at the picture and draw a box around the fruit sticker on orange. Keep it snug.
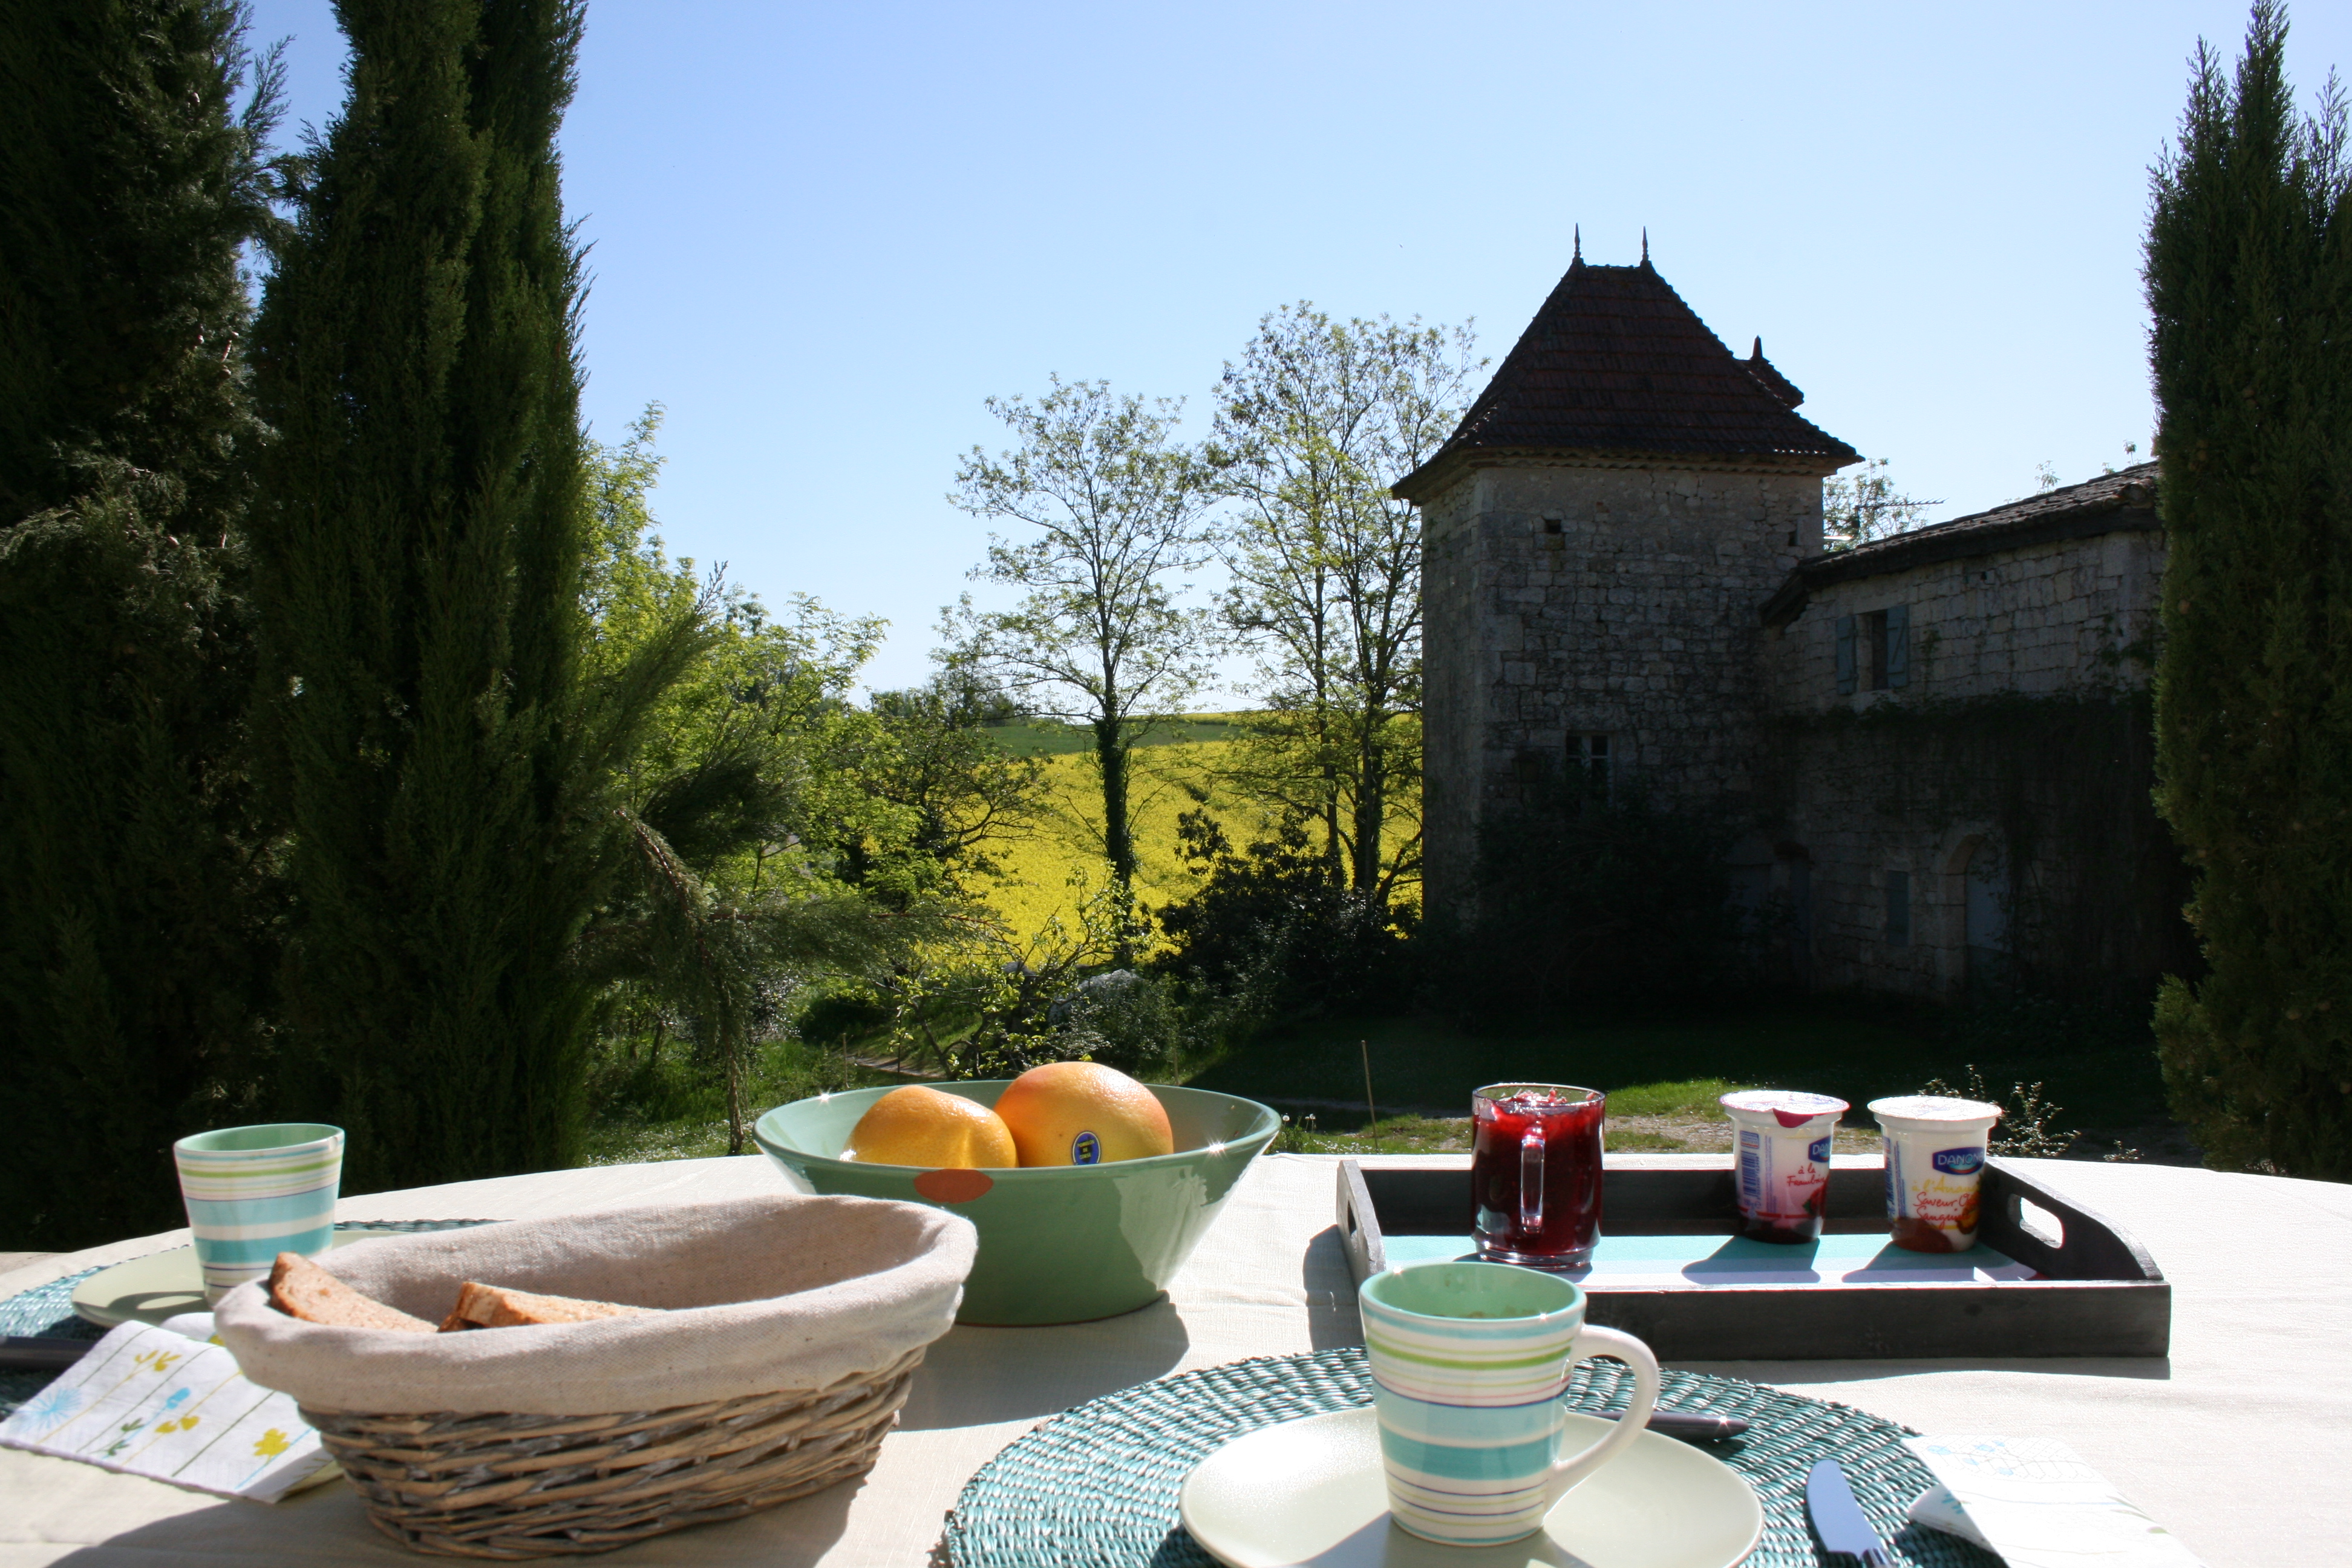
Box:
[995,1062,1174,1166]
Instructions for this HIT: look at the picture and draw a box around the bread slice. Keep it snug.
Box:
[268,1252,437,1334]
[442,1280,653,1330]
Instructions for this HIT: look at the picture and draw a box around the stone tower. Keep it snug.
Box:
[1396,250,1858,930]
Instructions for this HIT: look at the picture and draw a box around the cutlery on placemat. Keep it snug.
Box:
[0,1336,92,1373]
[1807,1457,1893,1566]
[1595,1406,1750,1443]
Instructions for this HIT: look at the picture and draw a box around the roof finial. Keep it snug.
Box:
[1573,224,1581,262]
[1751,335,1763,360]
[1641,227,1650,264]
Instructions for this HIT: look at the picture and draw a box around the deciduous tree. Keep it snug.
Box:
[945,377,1215,958]
[1207,305,1478,900]
[1820,458,1932,551]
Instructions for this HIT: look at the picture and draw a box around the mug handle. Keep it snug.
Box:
[1543,1325,1661,1510]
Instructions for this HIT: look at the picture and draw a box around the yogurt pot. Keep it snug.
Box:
[1868,1096,2003,1253]
[1719,1091,1847,1244]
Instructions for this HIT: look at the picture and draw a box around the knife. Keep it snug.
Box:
[1806,1458,1892,1566]
[0,1336,92,1373]
[1593,1406,1750,1443]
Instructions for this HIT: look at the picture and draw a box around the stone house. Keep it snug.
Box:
[1399,250,2185,1001]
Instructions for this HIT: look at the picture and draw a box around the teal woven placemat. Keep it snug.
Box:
[943,1348,2001,1568]
[0,1219,495,1417]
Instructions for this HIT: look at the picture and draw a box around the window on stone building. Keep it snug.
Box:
[1862,610,1890,688]
[1568,733,1612,795]
[1835,605,1910,694]
[1885,869,1911,947]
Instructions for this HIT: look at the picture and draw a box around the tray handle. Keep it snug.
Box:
[1981,1160,2166,1283]
[1337,1160,1385,1284]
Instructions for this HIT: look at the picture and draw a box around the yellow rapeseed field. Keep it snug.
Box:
[971,716,1420,949]
[976,739,1290,947]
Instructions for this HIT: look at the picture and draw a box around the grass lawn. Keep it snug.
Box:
[577,1038,861,1166]
[1192,994,2182,1162]
[578,992,2184,1168]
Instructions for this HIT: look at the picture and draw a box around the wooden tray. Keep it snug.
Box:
[1336,1159,2169,1359]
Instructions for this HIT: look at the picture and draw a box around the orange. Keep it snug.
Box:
[994,1062,1175,1167]
[843,1086,1016,1168]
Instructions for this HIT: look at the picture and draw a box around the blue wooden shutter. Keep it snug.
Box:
[1834,615,1857,694]
[1886,603,1910,688]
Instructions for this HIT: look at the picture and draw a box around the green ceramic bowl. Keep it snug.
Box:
[752,1082,1279,1325]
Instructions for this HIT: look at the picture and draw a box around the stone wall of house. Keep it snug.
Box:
[1761,526,2166,715]
[1420,456,1826,926]
[1754,522,2179,999]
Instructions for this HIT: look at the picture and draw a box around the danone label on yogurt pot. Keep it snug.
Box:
[1737,1129,1829,1222]
[1888,1145,1984,1238]
[1870,1096,2002,1253]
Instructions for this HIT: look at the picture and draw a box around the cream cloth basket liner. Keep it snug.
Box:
[214,1192,977,1417]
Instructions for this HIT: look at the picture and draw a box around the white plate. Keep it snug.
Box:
[1180,1408,1764,1568]
[70,1227,422,1329]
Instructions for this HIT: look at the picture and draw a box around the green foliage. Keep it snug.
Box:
[1207,305,1480,898]
[571,413,953,1152]
[847,678,1049,899]
[1154,808,1414,1025]
[944,376,1218,955]
[0,0,283,1247]
[871,878,1132,1079]
[249,0,695,1190]
[2145,3,2352,1177]
[1820,459,1933,551]
[1917,1062,2096,1160]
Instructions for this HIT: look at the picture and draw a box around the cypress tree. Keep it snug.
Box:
[2147,2,2352,1177]
[0,1,282,1247]
[252,0,640,1189]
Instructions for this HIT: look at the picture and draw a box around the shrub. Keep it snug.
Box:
[1152,810,1415,1027]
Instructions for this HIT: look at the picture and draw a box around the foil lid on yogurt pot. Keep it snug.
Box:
[1719,1090,1848,1128]
[1867,1095,2003,1132]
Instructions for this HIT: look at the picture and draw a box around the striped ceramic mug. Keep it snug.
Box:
[1361,1259,1661,1546]
[172,1123,344,1305]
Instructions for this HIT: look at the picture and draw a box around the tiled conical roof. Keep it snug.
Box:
[1394,259,1858,498]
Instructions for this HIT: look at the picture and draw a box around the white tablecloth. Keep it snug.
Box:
[2,1152,2345,1566]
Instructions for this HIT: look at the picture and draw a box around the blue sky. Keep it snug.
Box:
[245,2,2352,699]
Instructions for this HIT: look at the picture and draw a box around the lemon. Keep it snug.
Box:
[843,1086,1017,1168]
[995,1061,1174,1167]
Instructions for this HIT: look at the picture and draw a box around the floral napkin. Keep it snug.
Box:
[0,1321,333,1501]
[1907,1436,2206,1566]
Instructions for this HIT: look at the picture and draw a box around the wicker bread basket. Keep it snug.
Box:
[214,1193,976,1559]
